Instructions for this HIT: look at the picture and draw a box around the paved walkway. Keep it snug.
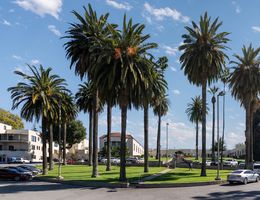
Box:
[141,168,172,182]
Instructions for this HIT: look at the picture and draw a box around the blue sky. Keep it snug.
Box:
[1,0,259,150]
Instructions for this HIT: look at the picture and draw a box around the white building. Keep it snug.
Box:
[66,139,89,160]
[99,132,144,156]
[0,123,43,163]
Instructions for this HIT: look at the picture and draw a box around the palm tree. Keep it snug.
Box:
[93,16,158,181]
[61,92,77,165]
[186,96,203,160]
[153,94,169,166]
[208,86,219,162]
[64,4,111,177]
[8,65,69,175]
[229,44,260,168]
[220,68,229,168]
[179,12,229,176]
[75,81,95,166]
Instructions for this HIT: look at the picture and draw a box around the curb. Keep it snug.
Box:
[135,180,227,188]
[34,177,129,188]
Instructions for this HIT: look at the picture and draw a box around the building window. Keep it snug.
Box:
[0,145,2,150]
[8,135,13,140]
[3,126,6,130]
[32,145,35,150]
[32,155,36,159]
[9,146,14,151]
[31,136,36,142]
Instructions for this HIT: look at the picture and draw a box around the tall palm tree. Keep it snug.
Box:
[208,86,219,162]
[179,12,229,176]
[75,81,95,166]
[186,96,203,160]
[93,16,158,181]
[8,65,69,175]
[229,44,260,168]
[220,68,229,168]
[64,4,111,177]
[153,94,169,166]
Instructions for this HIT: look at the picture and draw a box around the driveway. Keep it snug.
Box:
[0,181,260,200]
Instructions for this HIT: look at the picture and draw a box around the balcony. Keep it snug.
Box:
[0,136,28,143]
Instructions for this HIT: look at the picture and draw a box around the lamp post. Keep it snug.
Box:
[166,122,169,167]
[215,91,225,181]
[57,99,63,180]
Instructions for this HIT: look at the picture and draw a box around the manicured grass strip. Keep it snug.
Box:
[145,168,232,184]
[40,165,166,183]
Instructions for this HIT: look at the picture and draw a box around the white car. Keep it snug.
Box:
[224,159,238,166]
[111,157,120,164]
[100,158,107,164]
[206,160,211,166]
[253,163,260,174]
[14,157,30,164]
[227,170,259,184]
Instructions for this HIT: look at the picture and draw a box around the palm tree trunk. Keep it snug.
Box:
[156,115,161,166]
[63,122,67,165]
[119,103,127,182]
[249,103,254,169]
[92,89,99,177]
[211,99,215,162]
[195,120,199,160]
[245,104,251,169]
[144,104,149,173]
[220,91,225,169]
[106,104,112,171]
[88,110,93,166]
[201,80,207,177]
[42,116,48,175]
[48,123,54,170]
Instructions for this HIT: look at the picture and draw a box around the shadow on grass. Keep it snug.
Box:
[192,190,260,199]
[148,172,198,182]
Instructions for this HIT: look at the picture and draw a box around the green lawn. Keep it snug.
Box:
[145,168,232,184]
[41,165,166,183]
[149,157,168,162]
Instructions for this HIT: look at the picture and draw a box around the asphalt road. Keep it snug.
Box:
[1,181,260,200]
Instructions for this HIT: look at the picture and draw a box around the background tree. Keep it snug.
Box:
[208,86,219,162]
[0,108,24,129]
[212,138,226,152]
[179,12,229,176]
[186,96,203,160]
[229,44,260,168]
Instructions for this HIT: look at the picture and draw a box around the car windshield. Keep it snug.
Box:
[232,170,243,174]
[254,165,260,169]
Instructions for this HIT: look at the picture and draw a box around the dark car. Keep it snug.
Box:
[0,168,32,181]
[6,166,33,177]
[19,165,42,176]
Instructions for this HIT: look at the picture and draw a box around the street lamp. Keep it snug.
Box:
[166,122,169,167]
[215,91,225,181]
[57,99,63,180]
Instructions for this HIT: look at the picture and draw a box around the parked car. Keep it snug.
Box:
[13,157,30,164]
[100,158,107,164]
[206,160,211,166]
[227,170,259,184]
[210,161,219,166]
[19,165,42,176]
[238,162,245,169]
[111,157,120,164]
[253,163,260,174]
[224,159,238,167]
[0,168,32,181]
[5,166,33,177]
[67,159,75,165]
[76,159,85,164]
[138,158,144,164]
[126,157,139,164]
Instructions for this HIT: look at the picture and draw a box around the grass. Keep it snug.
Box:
[149,157,168,162]
[40,165,166,183]
[145,168,232,184]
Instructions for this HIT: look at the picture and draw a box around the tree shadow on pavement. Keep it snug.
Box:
[193,189,260,199]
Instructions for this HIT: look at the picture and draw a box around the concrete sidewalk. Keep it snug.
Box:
[140,168,172,182]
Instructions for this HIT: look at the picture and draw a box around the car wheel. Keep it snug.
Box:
[243,178,248,185]
[256,177,259,183]
[14,176,20,181]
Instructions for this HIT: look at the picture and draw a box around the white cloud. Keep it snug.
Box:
[143,2,189,23]
[162,45,178,56]
[106,0,132,11]
[225,132,245,149]
[12,54,22,60]
[31,59,40,65]
[2,19,11,26]
[173,89,180,95]
[48,25,61,37]
[232,1,241,14]
[14,0,62,19]
[252,26,260,32]
[170,67,177,72]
